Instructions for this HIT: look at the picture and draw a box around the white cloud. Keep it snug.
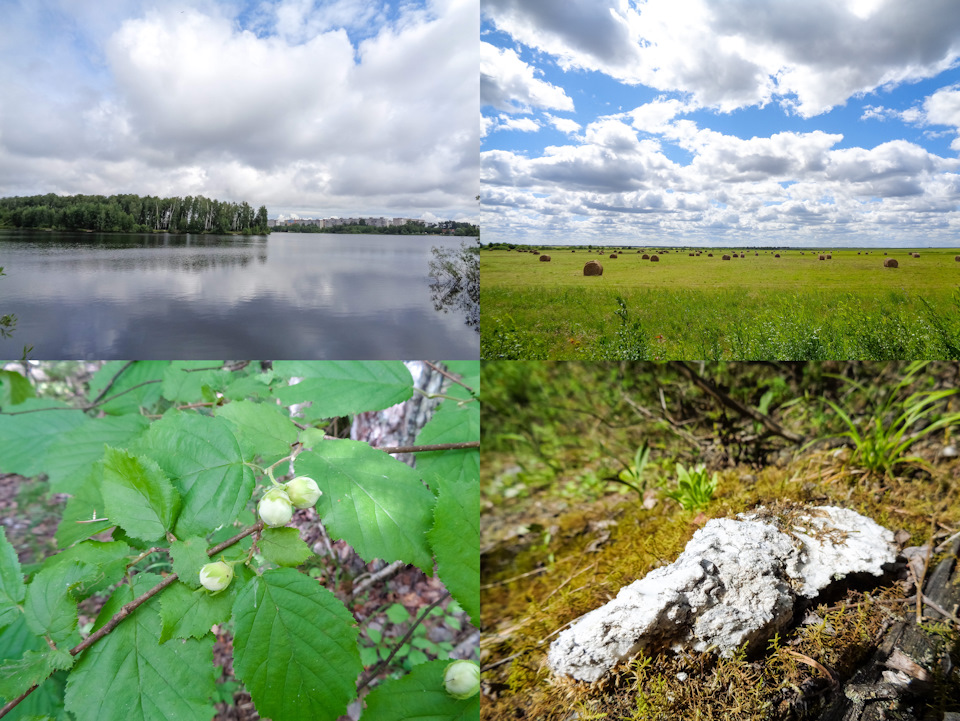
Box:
[480,41,574,113]
[484,0,960,117]
[544,113,581,134]
[0,0,479,220]
[495,115,541,132]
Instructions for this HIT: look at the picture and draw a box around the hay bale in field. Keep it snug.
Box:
[539,254,551,262]
[955,255,960,261]
[689,252,695,256]
[883,258,898,268]
[583,260,603,276]
[642,253,650,259]
[650,254,660,262]
[610,253,618,259]
[533,251,540,255]
[911,252,920,258]
[571,250,576,253]
[775,253,780,257]
[722,254,731,260]
[826,254,832,259]
[708,253,714,257]
[819,255,825,260]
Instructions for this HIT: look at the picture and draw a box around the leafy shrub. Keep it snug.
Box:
[0,360,479,721]
[663,463,718,511]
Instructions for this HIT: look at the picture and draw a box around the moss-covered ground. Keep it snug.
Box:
[480,362,960,720]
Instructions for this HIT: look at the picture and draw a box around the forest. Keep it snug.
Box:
[0,193,270,235]
[273,220,480,236]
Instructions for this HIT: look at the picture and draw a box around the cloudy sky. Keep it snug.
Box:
[0,0,478,222]
[481,0,960,246]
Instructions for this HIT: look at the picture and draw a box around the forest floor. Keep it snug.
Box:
[480,361,960,720]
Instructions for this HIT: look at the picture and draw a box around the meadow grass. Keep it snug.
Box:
[481,248,960,359]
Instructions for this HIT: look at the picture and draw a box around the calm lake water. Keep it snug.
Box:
[0,231,478,359]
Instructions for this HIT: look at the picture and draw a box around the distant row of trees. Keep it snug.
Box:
[273,221,480,236]
[0,193,270,234]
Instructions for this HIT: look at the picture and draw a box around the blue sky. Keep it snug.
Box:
[481,0,960,246]
[0,0,478,221]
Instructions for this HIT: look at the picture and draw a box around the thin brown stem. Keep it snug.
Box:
[356,591,451,693]
[0,521,263,719]
[424,361,475,394]
[377,441,479,454]
[91,361,135,404]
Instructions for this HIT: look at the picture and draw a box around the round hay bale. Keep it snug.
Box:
[826,254,832,259]
[819,254,825,260]
[689,252,695,256]
[539,254,551,262]
[571,249,576,253]
[642,253,650,259]
[650,254,660,262]
[583,260,603,276]
[722,254,731,260]
[610,253,618,259]
[708,253,714,257]
[912,252,920,258]
[533,251,540,255]
[883,258,898,268]
[775,253,780,257]
[955,255,960,261]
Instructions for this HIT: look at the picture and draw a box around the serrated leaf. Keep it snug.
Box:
[222,371,276,401]
[64,573,215,721]
[43,415,150,493]
[41,541,131,600]
[414,398,479,495]
[102,447,180,543]
[87,361,168,415]
[170,536,210,589]
[258,528,313,567]
[232,568,362,721]
[360,659,479,721]
[161,361,229,404]
[0,615,69,717]
[428,479,479,628]
[23,560,97,644]
[0,370,34,407]
[55,463,113,549]
[216,400,298,461]
[440,361,479,400]
[298,440,435,572]
[0,648,74,701]
[133,412,254,537]
[272,361,413,418]
[0,526,25,629]
[158,581,234,643]
[0,399,86,477]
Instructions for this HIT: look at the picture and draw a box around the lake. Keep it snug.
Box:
[0,231,479,359]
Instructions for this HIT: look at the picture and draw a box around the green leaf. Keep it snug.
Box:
[0,399,86,477]
[64,573,215,721]
[102,447,180,543]
[55,463,113,548]
[258,528,313,568]
[298,440,436,572]
[414,398,479,495]
[133,412,254,537]
[158,581,234,644]
[439,361,479,400]
[222,370,277,401]
[23,560,97,644]
[360,659,479,721]
[87,361,168,415]
[216,400,298,461]
[161,361,228,404]
[232,568,362,721]
[43,414,150,493]
[0,615,69,718]
[0,526,25,629]
[170,536,210,589]
[272,361,413,418]
[428,479,479,628]
[0,648,73,701]
[41,541,131,600]
[0,370,34,407]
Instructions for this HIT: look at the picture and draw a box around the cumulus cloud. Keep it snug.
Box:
[480,41,574,113]
[483,0,960,116]
[0,0,479,220]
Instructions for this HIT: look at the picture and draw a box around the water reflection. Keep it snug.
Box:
[0,231,479,358]
[428,241,480,332]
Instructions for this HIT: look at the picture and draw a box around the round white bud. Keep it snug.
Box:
[283,476,322,509]
[443,660,479,700]
[258,487,294,527]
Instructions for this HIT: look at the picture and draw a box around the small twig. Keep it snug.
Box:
[377,440,479,455]
[356,591,451,693]
[670,361,805,444]
[352,560,405,598]
[424,361,475,394]
[481,651,524,673]
[0,521,263,719]
[90,361,135,404]
[126,546,163,568]
[781,649,836,685]
[921,594,960,627]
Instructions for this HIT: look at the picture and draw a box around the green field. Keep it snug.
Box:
[481,247,960,359]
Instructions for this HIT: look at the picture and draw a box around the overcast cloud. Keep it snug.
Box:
[481,0,960,246]
[0,0,478,221]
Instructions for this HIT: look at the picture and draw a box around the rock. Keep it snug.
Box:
[547,506,895,682]
[938,444,957,459]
